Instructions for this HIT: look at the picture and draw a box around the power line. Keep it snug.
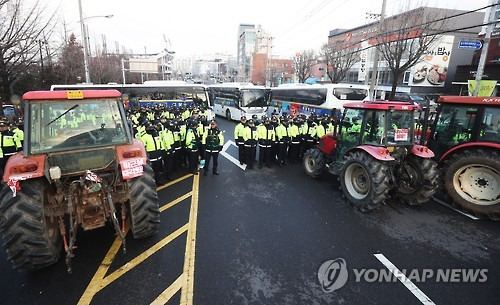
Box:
[277,0,352,42]
[275,0,337,36]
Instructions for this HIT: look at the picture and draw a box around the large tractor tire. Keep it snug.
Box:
[443,149,500,220]
[395,155,439,205]
[0,179,61,270]
[303,148,325,179]
[128,163,161,238]
[340,151,390,212]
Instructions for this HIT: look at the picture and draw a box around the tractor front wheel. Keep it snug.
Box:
[0,179,61,270]
[303,148,325,179]
[128,163,161,238]
[395,155,439,205]
[340,151,390,212]
[443,149,500,219]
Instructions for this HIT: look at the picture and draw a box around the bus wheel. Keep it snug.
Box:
[225,109,231,121]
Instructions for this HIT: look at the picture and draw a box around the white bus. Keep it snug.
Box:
[268,83,369,117]
[50,81,214,119]
[208,83,268,121]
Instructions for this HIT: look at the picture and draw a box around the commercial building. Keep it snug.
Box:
[251,54,294,86]
[237,24,273,82]
[327,7,485,98]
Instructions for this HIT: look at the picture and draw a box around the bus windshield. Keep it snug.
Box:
[30,99,128,154]
[241,89,267,107]
[333,88,367,101]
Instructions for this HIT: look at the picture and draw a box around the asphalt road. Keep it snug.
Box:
[0,117,499,305]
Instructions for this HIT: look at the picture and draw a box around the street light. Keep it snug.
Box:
[78,0,113,83]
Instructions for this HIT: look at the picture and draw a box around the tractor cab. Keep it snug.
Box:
[422,96,500,219]
[426,96,500,159]
[335,101,420,157]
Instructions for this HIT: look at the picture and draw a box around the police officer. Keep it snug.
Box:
[12,122,24,151]
[185,119,201,174]
[140,122,166,185]
[304,114,318,151]
[258,117,275,169]
[202,119,224,176]
[276,116,290,167]
[0,120,16,170]
[288,117,301,163]
[160,118,175,180]
[234,116,247,165]
[243,119,259,169]
[270,115,279,164]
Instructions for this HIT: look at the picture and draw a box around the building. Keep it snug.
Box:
[252,54,294,86]
[237,24,273,82]
[327,7,485,98]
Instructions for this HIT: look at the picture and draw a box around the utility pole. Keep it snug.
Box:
[121,58,126,84]
[473,0,499,96]
[78,0,91,83]
[369,0,387,100]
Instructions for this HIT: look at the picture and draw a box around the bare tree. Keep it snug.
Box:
[321,42,360,83]
[375,6,450,99]
[59,33,85,84]
[293,50,317,83]
[0,0,56,107]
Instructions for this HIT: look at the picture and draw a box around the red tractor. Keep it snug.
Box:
[303,101,439,211]
[0,90,160,272]
[421,96,500,219]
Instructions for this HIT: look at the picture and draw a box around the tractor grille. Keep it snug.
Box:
[47,148,116,175]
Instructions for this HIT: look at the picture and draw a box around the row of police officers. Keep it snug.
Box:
[128,105,223,185]
[234,113,337,169]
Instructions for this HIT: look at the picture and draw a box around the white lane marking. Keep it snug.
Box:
[374,253,436,305]
[432,197,479,220]
[220,140,247,171]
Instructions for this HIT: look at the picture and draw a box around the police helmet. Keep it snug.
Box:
[241,116,247,121]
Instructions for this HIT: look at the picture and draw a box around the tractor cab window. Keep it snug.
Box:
[29,98,128,154]
[386,111,413,145]
[362,110,386,145]
[435,105,477,146]
[340,108,364,154]
[479,107,500,143]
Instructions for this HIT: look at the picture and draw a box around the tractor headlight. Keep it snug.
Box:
[49,166,61,180]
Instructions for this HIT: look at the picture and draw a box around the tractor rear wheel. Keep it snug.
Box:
[128,163,161,238]
[395,155,439,205]
[340,151,390,212]
[443,149,500,219]
[303,148,325,178]
[0,179,61,270]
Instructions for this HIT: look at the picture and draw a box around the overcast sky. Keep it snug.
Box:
[50,0,488,58]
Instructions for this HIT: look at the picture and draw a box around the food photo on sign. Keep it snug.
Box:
[411,35,455,87]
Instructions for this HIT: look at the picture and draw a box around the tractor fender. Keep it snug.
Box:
[2,153,46,183]
[439,142,500,162]
[116,139,148,180]
[410,145,435,159]
[345,145,395,161]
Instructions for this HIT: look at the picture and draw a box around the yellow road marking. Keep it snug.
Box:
[78,223,130,305]
[157,174,193,191]
[150,273,185,305]
[180,173,200,305]
[98,224,188,291]
[160,192,192,213]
